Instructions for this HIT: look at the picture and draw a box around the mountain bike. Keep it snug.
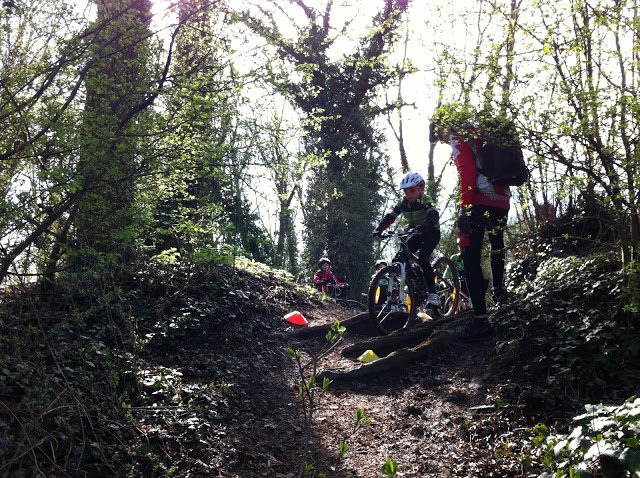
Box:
[368,230,461,335]
[443,266,473,313]
[326,283,367,312]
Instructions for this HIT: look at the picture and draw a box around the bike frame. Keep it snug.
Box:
[377,231,427,312]
[387,231,426,295]
[387,261,409,311]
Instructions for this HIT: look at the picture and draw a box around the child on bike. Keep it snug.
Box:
[313,257,345,293]
[372,172,441,307]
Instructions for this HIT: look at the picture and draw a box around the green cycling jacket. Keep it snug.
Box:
[375,193,439,233]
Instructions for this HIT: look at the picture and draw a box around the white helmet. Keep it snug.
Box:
[399,172,425,189]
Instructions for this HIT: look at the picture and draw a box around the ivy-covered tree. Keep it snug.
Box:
[71,0,154,279]
[237,0,409,293]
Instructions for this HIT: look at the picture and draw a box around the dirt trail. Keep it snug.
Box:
[137,299,542,478]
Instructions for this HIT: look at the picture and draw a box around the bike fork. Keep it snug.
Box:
[391,263,407,311]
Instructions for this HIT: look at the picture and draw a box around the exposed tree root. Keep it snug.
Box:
[312,311,474,381]
[291,309,477,381]
[290,311,372,339]
[318,329,456,381]
[340,314,468,359]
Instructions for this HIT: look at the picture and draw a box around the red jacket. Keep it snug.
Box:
[313,269,344,293]
[451,136,510,210]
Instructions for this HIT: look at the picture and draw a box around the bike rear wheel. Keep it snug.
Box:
[367,264,418,335]
[433,257,461,316]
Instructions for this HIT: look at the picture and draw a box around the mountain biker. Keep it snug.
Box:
[430,107,510,336]
[372,172,441,307]
[313,257,345,293]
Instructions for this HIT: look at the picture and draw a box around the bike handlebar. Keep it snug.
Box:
[377,229,416,240]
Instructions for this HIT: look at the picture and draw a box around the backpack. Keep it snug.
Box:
[472,122,529,187]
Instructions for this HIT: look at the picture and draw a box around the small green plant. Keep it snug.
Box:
[288,320,376,478]
[328,407,372,474]
[382,458,398,477]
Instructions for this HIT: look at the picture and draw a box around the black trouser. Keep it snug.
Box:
[406,229,441,293]
[461,205,508,316]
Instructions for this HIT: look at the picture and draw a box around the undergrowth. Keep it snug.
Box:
[496,250,637,411]
[0,258,313,477]
[493,247,639,477]
[1,246,637,477]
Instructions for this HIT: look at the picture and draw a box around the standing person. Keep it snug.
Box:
[372,172,441,307]
[313,257,345,293]
[430,111,510,336]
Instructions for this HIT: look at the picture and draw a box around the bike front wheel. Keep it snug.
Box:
[367,264,418,335]
[433,257,461,317]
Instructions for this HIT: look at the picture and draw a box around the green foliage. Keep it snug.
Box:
[535,397,640,478]
[0,258,322,475]
[325,320,347,344]
[430,101,478,137]
[72,0,154,276]
[236,256,295,282]
[430,101,520,144]
[493,248,640,477]
[0,294,140,475]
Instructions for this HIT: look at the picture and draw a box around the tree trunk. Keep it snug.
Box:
[72,0,152,274]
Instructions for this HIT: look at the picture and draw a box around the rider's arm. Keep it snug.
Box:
[313,270,324,285]
[373,203,402,235]
[329,272,344,285]
[419,208,439,233]
[422,207,440,231]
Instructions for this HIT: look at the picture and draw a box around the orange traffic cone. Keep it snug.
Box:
[284,310,308,326]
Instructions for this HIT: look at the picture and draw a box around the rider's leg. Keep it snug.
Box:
[487,208,509,304]
[461,206,487,316]
[407,230,441,293]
